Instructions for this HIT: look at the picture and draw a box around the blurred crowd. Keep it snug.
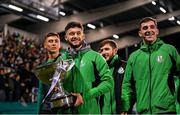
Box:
[0,32,46,103]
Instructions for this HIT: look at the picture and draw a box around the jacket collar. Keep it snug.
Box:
[140,38,164,52]
[107,54,119,68]
[68,41,91,57]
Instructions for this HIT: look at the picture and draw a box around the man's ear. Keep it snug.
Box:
[114,48,118,54]
[138,31,142,37]
[156,28,159,35]
[65,34,68,41]
[82,33,85,40]
[43,44,46,49]
[43,40,47,49]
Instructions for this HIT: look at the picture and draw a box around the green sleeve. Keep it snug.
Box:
[83,54,114,101]
[37,81,43,113]
[121,57,133,112]
[171,46,180,113]
[171,46,180,73]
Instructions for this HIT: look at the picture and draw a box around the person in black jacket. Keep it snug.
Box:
[99,39,132,114]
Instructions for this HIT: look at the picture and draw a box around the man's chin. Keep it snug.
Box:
[144,39,156,44]
[105,57,110,61]
[145,36,156,40]
[69,42,82,48]
[49,51,58,53]
[70,44,81,49]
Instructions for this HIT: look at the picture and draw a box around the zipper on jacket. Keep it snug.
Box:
[148,45,152,114]
[110,92,113,114]
[70,68,75,114]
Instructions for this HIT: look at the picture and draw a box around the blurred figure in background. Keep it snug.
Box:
[0,32,42,103]
[99,39,135,114]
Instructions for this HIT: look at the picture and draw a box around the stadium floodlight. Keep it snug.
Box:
[168,16,175,21]
[177,20,180,25]
[8,4,23,12]
[113,34,119,39]
[39,7,45,11]
[159,7,166,13]
[36,15,49,22]
[87,23,96,29]
[59,11,66,16]
[151,1,156,5]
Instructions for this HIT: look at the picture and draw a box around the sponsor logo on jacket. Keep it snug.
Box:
[156,55,163,63]
[118,67,124,74]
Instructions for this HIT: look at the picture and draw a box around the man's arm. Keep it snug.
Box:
[82,53,114,101]
[172,46,180,75]
[121,59,134,112]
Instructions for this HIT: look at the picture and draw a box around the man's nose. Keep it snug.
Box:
[145,31,151,36]
[52,41,56,45]
[74,33,78,37]
[147,27,153,31]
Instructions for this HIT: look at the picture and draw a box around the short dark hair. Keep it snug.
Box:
[139,17,157,28]
[65,21,84,33]
[100,39,117,49]
[44,32,60,42]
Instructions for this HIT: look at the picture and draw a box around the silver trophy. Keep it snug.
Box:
[33,59,75,109]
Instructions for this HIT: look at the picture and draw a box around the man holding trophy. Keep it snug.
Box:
[60,21,113,114]
[35,22,114,114]
[35,32,69,114]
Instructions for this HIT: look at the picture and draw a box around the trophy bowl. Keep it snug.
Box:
[33,62,57,84]
[33,59,76,109]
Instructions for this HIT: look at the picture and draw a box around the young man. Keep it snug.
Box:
[121,17,180,114]
[99,39,127,114]
[59,21,113,114]
[37,32,67,114]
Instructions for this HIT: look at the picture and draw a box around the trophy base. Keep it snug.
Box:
[50,95,75,109]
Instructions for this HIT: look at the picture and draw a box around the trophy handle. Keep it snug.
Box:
[66,59,75,71]
[58,59,75,72]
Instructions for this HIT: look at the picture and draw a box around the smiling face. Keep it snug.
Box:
[139,20,159,44]
[65,27,85,49]
[44,35,61,53]
[99,43,117,61]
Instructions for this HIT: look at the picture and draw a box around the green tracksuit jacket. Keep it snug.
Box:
[101,55,117,114]
[37,49,68,114]
[59,45,114,114]
[121,38,180,114]
[101,55,127,114]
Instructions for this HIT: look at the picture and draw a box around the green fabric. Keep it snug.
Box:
[121,38,180,114]
[101,55,118,114]
[37,47,113,114]
[174,76,180,113]
[37,49,68,113]
[59,47,114,114]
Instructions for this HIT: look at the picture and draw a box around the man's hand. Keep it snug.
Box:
[121,112,127,115]
[53,86,59,92]
[71,93,84,107]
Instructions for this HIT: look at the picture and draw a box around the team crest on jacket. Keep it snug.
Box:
[80,60,85,67]
[156,55,163,63]
[118,67,124,74]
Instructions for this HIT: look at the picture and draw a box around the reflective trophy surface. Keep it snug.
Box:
[33,59,75,109]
